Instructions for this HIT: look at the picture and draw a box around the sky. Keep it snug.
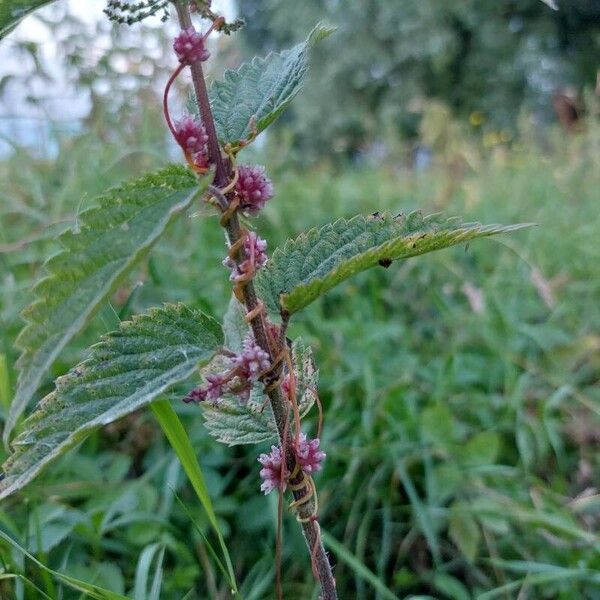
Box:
[0,0,235,155]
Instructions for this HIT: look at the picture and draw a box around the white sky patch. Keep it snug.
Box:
[0,0,237,155]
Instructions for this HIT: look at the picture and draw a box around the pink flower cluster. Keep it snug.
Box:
[223,231,268,283]
[281,373,293,398]
[174,116,208,155]
[294,433,326,474]
[233,337,271,382]
[173,27,210,64]
[183,373,228,403]
[244,232,268,269]
[173,116,210,171]
[258,433,326,495]
[235,165,274,214]
[258,445,287,494]
[184,335,271,404]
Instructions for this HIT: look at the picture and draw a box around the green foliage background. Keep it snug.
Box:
[238,0,600,157]
[1,110,599,597]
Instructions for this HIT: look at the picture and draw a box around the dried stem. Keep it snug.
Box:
[173,2,337,598]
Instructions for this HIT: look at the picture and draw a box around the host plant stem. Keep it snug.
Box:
[173,3,338,598]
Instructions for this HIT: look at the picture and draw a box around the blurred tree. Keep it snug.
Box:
[236,0,600,157]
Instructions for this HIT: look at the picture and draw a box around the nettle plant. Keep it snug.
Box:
[0,1,528,598]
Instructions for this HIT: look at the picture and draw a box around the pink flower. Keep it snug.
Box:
[235,164,274,214]
[183,373,228,404]
[223,232,268,282]
[174,116,209,155]
[173,27,210,64]
[192,151,210,172]
[294,433,326,474]
[183,387,205,403]
[244,231,268,268]
[258,445,287,494]
[221,255,238,280]
[233,337,270,381]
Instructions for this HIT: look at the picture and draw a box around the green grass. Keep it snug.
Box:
[0,119,599,599]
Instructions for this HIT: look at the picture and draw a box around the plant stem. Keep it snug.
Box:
[173,3,337,598]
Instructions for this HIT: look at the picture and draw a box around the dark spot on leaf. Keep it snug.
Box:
[378,258,392,268]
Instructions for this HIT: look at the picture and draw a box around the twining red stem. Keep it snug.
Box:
[163,63,185,138]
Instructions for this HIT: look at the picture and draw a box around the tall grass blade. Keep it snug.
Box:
[0,529,131,599]
[150,399,239,597]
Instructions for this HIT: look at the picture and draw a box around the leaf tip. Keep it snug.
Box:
[310,22,337,44]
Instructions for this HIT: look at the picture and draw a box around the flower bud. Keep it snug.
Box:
[223,232,268,282]
[174,115,209,155]
[183,373,228,404]
[235,164,274,214]
[294,433,326,474]
[244,231,268,269]
[173,27,210,64]
[258,445,287,494]
[233,336,270,382]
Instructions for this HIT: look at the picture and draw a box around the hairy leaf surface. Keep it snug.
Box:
[256,212,531,314]
[292,339,319,418]
[0,303,222,500]
[6,165,206,444]
[202,398,277,446]
[0,0,57,39]
[222,295,249,353]
[209,24,334,145]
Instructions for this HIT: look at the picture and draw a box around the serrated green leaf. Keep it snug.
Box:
[290,338,319,418]
[0,303,223,499]
[209,23,334,145]
[222,295,249,353]
[201,338,318,445]
[202,397,277,446]
[6,165,207,445]
[256,211,532,315]
[0,0,57,40]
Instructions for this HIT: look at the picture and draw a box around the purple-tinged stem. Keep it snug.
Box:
[172,3,337,598]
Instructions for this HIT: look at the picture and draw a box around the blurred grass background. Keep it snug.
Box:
[1,1,599,599]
